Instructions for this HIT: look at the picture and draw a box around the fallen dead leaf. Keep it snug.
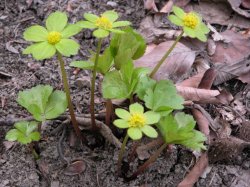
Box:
[211,30,250,63]
[242,0,250,8]
[144,0,158,12]
[227,0,250,18]
[189,1,250,28]
[213,58,250,85]
[160,0,174,13]
[176,86,230,104]
[207,39,216,56]
[5,41,19,54]
[3,141,15,150]
[211,30,250,84]
[63,160,86,176]
[198,68,217,89]
[178,153,208,187]
[135,41,196,82]
[177,72,205,88]
[139,16,181,43]
[192,109,210,137]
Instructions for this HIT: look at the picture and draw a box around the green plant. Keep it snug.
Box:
[149,6,210,78]
[77,10,130,38]
[23,12,82,137]
[5,85,68,158]
[72,11,130,129]
[17,85,68,122]
[113,103,160,175]
[129,112,206,179]
[16,8,208,179]
[5,121,40,158]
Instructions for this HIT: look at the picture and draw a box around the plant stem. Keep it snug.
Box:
[105,99,113,126]
[90,38,103,130]
[149,30,184,78]
[29,143,39,159]
[128,143,167,180]
[57,52,82,138]
[117,133,129,176]
[129,94,134,104]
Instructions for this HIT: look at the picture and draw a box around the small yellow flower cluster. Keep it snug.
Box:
[95,16,113,30]
[128,113,146,128]
[183,13,198,29]
[47,31,61,44]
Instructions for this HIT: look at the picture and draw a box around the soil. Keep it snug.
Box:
[0,0,249,187]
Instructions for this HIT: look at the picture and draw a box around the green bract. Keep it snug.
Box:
[114,103,160,140]
[168,6,210,42]
[5,121,40,144]
[77,10,131,38]
[23,11,81,60]
[157,112,207,151]
[17,85,68,122]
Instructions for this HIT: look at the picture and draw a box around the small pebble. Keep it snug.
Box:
[107,1,117,7]
[242,161,250,170]
[51,181,60,187]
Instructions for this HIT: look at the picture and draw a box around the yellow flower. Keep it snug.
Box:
[113,103,160,140]
[168,6,210,42]
[77,10,131,38]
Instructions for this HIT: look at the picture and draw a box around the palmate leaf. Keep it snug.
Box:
[157,112,206,151]
[17,85,67,121]
[5,121,41,145]
[102,60,148,99]
[102,70,129,99]
[110,27,146,69]
[70,47,114,75]
[144,80,184,113]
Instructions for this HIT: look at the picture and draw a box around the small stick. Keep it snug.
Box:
[57,125,70,165]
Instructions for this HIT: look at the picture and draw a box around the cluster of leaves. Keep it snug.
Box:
[17,85,68,122]
[6,121,40,144]
[6,85,67,145]
[7,6,209,157]
[71,28,148,100]
[157,112,207,151]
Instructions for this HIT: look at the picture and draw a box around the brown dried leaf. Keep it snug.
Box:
[242,0,250,8]
[198,68,217,89]
[238,72,250,83]
[177,72,205,88]
[227,0,250,18]
[135,41,196,82]
[211,30,250,84]
[214,59,250,85]
[63,160,86,176]
[176,86,220,103]
[3,141,15,150]
[6,41,19,54]
[190,1,250,28]
[144,0,158,12]
[160,0,174,13]
[178,153,208,187]
[192,109,210,137]
[212,30,250,63]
